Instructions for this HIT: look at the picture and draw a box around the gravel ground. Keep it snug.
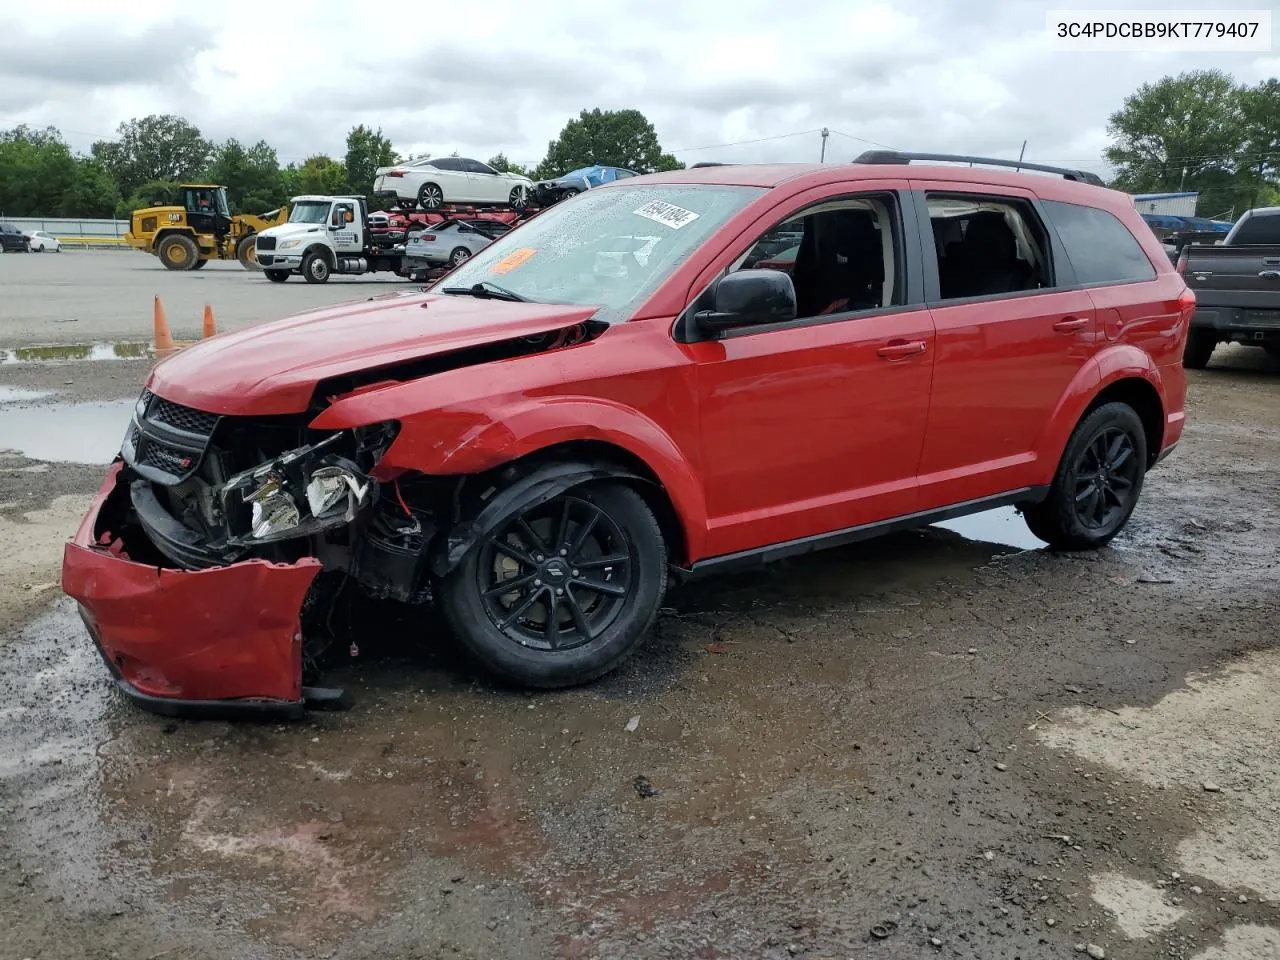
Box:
[1,253,1279,960]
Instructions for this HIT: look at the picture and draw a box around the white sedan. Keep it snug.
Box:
[24,230,60,252]
[373,157,533,211]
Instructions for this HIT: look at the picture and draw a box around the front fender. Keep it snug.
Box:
[315,393,709,562]
[1033,344,1163,479]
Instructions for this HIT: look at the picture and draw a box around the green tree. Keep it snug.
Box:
[91,114,213,196]
[344,124,397,199]
[1239,78,1280,207]
[297,155,348,195]
[207,138,284,212]
[0,125,78,216]
[114,181,183,219]
[536,108,683,179]
[63,159,120,218]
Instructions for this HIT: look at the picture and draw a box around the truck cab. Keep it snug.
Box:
[254,195,374,283]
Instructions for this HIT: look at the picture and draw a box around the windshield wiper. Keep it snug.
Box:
[439,281,529,302]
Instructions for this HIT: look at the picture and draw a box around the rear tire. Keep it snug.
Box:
[191,259,208,270]
[449,246,471,267]
[1263,344,1280,360]
[158,234,198,271]
[438,481,667,689]
[1021,402,1147,551]
[265,270,290,283]
[302,251,331,284]
[237,234,261,270]
[1183,328,1216,369]
[417,182,443,210]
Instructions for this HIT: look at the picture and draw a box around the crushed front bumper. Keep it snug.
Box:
[61,463,323,720]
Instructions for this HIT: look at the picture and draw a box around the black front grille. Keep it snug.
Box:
[150,397,219,436]
[125,390,221,484]
[256,235,276,251]
[139,442,193,474]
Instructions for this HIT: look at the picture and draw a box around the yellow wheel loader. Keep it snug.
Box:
[124,185,289,271]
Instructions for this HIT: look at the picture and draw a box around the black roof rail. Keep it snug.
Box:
[690,161,733,168]
[852,150,1107,188]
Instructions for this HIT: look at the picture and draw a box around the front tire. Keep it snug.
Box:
[438,482,668,689]
[1183,328,1216,369]
[509,186,527,210]
[417,182,443,210]
[1021,401,1147,550]
[265,269,290,283]
[449,246,471,267]
[302,251,331,284]
[237,234,261,270]
[191,258,208,270]
[158,234,198,270]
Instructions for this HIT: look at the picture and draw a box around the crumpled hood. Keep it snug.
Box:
[147,292,599,416]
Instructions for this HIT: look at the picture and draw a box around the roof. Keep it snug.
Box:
[1131,192,1199,201]
[633,161,1119,196]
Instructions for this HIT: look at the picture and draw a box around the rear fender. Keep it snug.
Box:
[1034,344,1162,477]
[430,460,641,577]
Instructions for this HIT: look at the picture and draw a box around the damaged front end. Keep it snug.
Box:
[62,388,412,719]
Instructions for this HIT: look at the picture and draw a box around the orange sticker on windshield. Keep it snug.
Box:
[490,247,536,275]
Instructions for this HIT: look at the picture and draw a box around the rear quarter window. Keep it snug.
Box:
[1228,214,1280,245]
[1041,200,1157,285]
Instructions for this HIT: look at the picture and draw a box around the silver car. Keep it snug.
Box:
[405,219,513,268]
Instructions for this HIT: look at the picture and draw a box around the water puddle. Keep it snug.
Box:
[0,341,151,364]
[0,399,132,463]
[931,506,1046,551]
[0,386,53,404]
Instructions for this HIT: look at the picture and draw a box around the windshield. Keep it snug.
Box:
[289,201,331,225]
[562,166,598,180]
[437,183,765,319]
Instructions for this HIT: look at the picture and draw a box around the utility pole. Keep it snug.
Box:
[1016,140,1027,171]
[820,128,829,163]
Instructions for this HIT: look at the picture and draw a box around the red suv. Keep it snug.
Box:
[62,151,1193,717]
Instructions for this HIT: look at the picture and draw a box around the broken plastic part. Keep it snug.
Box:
[305,465,369,517]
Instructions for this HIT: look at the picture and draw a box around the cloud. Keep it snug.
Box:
[0,0,1273,177]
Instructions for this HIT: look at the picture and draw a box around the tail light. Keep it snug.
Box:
[1176,251,1188,274]
[421,234,435,241]
[386,170,405,178]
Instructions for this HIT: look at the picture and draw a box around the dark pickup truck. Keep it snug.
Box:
[1179,206,1280,368]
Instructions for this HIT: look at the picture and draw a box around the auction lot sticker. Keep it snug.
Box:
[634,200,700,230]
[490,247,536,274]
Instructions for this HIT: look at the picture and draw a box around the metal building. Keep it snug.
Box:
[1130,192,1199,217]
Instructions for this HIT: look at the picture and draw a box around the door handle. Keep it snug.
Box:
[1259,270,1280,280]
[877,339,927,360]
[1053,317,1089,333]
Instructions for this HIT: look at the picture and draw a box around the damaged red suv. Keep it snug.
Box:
[62,151,1193,718]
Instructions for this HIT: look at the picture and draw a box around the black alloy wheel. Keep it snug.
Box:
[1021,401,1147,550]
[1070,426,1140,532]
[439,482,667,688]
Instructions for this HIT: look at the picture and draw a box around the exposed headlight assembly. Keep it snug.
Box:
[279,238,302,250]
[220,432,375,545]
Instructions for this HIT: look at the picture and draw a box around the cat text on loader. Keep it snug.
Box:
[124,185,289,271]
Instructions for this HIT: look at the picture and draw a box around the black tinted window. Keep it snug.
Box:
[433,158,462,171]
[1229,213,1280,245]
[1042,200,1156,284]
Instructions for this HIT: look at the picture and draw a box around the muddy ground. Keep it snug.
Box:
[1,254,1279,960]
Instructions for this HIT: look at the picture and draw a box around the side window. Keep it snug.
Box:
[728,194,903,320]
[466,159,495,175]
[1041,199,1156,285]
[1228,213,1280,245]
[433,158,462,172]
[926,194,1053,301]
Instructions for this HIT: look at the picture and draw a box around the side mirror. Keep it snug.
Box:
[695,269,797,336]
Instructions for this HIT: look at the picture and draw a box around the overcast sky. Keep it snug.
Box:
[1,0,1277,175]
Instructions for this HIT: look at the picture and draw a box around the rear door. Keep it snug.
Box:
[462,159,507,203]
[909,181,1098,508]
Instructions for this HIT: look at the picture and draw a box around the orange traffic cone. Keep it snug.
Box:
[202,304,217,338]
[152,296,175,357]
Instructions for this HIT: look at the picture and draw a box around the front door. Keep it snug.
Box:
[329,202,364,255]
[684,187,936,558]
[910,183,1099,508]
